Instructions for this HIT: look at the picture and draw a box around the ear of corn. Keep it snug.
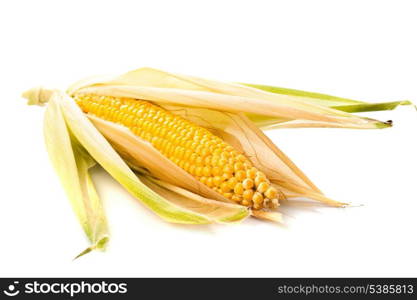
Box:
[68,67,393,130]
[24,67,407,257]
[74,94,282,209]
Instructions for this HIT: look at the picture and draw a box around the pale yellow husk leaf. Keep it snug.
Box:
[43,93,109,256]
[68,67,389,129]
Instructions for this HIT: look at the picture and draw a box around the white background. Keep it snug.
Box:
[0,0,416,277]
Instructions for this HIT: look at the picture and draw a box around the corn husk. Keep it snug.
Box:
[23,67,405,256]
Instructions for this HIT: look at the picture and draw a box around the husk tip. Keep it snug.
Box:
[72,236,109,261]
[375,119,393,129]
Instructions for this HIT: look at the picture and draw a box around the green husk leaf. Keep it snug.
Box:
[69,67,391,129]
[332,101,412,113]
[43,94,109,255]
[243,83,412,113]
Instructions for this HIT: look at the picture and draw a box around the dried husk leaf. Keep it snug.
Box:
[68,67,390,129]
[43,93,109,255]
[247,114,392,130]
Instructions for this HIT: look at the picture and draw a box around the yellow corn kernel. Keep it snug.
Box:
[241,199,253,207]
[206,177,214,188]
[212,166,222,176]
[246,167,257,179]
[235,170,246,181]
[265,187,278,199]
[227,177,238,189]
[242,178,254,190]
[236,154,246,162]
[242,189,254,201]
[199,176,207,185]
[234,162,245,172]
[223,192,233,200]
[253,202,262,210]
[234,183,244,195]
[203,166,211,177]
[212,176,223,187]
[231,194,242,203]
[222,164,234,174]
[252,192,263,205]
[257,182,269,194]
[255,175,267,187]
[210,155,220,166]
[222,173,233,181]
[220,182,231,193]
[195,166,204,177]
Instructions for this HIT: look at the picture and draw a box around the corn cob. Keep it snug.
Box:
[74,94,280,210]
